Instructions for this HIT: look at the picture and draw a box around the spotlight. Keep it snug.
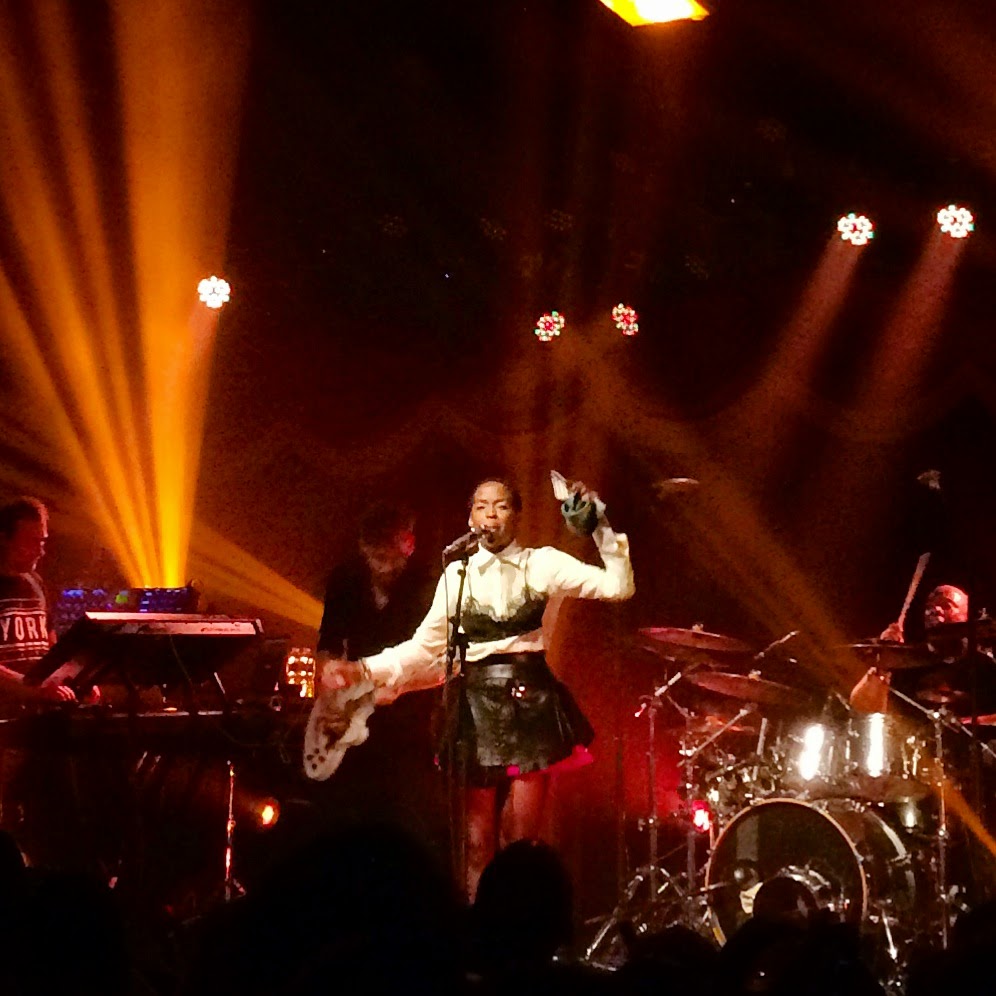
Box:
[936,204,974,239]
[198,275,231,309]
[256,798,280,828]
[837,213,874,246]
[611,303,639,337]
[600,0,709,26]
[534,311,565,342]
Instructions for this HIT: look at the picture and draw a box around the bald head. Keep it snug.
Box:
[924,585,969,629]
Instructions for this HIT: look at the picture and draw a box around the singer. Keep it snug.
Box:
[322,476,634,898]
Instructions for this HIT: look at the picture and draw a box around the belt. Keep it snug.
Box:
[466,652,548,681]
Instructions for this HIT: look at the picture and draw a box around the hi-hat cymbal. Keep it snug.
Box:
[685,671,806,709]
[666,711,760,735]
[910,655,996,713]
[916,683,966,707]
[836,642,936,670]
[639,627,752,656]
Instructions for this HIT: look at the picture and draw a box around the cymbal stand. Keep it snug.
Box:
[585,663,700,962]
[634,689,664,895]
[886,684,996,948]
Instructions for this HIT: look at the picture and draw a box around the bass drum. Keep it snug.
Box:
[705,798,918,944]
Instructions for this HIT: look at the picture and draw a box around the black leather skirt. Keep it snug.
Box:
[437,652,594,787]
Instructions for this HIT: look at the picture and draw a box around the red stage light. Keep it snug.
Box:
[534,311,565,342]
[612,303,639,336]
[257,799,280,828]
[690,799,712,834]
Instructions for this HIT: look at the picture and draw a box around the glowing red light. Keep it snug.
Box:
[690,799,712,834]
[534,311,565,342]
[612,303,639,336]
[837,213,874,246]
[258,800,280,827]
[937,204,974,239]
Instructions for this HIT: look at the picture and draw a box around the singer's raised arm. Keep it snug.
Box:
[533,519,634,601]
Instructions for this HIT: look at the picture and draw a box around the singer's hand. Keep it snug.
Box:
[320,657,370,693]
[569,480,602,509]
[879,622,904,644]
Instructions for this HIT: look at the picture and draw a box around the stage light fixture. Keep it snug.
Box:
[198,275,231,309]
[599,0,709,26]
[257,799,280,828]
[534,311,565,342]
[284,647,316,698]
[837,213,875,247]
[936,204,974,239]
[612,303,639,336]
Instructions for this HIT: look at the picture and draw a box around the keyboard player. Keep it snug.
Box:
[0,497,76,705]
[0,496,91,869]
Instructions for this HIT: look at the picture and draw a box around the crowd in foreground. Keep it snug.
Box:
[2,820,995,995]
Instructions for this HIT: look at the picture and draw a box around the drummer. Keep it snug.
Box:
[850,585,970,713]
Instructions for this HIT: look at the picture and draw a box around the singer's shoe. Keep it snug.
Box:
[304,680,376,780]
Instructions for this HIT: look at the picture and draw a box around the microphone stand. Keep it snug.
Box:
[443,545,472,896]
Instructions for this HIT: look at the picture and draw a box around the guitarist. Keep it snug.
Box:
[314,502,440,831]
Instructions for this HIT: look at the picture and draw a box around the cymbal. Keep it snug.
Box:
[685,671,805,709]
[916,684,966,707]
[639,627,752,656]
[910,655,996,714]
[671,712,760,735]
[836,642,936,670]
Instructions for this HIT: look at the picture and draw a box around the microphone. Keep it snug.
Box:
[442,528,480,559]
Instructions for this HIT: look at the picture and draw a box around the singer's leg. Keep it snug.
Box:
[465,785,498,901]
[499,773,548,847]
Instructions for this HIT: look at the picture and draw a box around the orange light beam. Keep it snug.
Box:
[729,236,862,465]
[191,524,324,630]
[112,0,249,586]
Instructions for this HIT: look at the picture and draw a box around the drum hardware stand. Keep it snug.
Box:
[634,685,664,896]
[653,668,755,878]
[585,662,708,962]
[885,683,996,948]
[221,759,244,902]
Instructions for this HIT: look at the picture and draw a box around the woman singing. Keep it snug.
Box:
[322,477,634,898]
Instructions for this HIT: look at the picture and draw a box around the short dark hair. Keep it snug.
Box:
[0,497,47,539]
[359,502,415,548]
[470,477,523,513]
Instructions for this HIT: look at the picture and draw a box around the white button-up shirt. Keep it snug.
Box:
[364,521,634,697]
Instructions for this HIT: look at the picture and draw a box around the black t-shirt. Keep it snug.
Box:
[0,571,49,675]
[317,557,433,660]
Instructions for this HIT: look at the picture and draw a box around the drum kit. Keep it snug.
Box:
[586,621,996,987]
